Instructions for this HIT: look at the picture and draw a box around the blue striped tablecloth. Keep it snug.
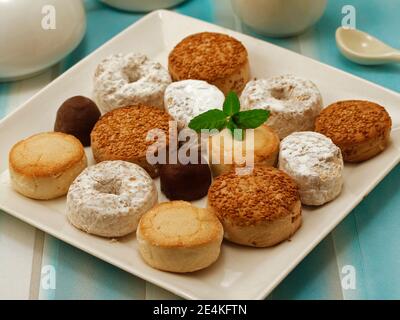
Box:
[0,0,399,300]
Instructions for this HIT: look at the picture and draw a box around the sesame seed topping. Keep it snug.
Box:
[208,167,300,226]
[169,32,248,82]
[91,105,172,159]
[315,100,392,145]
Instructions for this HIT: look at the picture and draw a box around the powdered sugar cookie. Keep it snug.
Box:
[93,53,171,113]
[279,131,344,206]
[164,80,225,129]
[67,161,157,238]
[240,75,323,139]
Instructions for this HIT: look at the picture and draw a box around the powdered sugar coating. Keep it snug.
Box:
[93,53,171,113]
[240,75,323,139]
[164,80,225,129]
[66,161,157,237]
[279,132,344,206]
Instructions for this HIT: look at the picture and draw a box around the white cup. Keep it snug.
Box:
[100,0,187,12]
[0,0,86,82]
[231,0,327,37]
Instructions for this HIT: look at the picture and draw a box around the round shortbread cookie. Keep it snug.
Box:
[208,125,280,176]
[9,132,87,200]
[137,201,223,273]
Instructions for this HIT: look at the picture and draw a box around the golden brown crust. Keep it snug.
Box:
[251,125,279,165]
[211,61,250,95]
[208,167,300,226]
[208,125,280,176]
[315,100,391,144]
[168,32,249,93]
[138,201,223,248]
[207,200,301,247]
[91,105,172,177]
[9,132,86,177]
[315,100,392,162]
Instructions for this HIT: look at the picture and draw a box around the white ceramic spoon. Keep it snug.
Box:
[336,27,400,65]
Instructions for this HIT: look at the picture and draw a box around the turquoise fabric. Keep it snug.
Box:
[1,0,399,300]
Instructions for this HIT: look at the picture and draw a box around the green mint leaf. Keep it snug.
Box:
[223,91,240,116]
[227,118,245,141]
[233,109,270,129]
[188,109,228,132]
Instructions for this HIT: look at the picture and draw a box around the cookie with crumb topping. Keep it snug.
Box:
[168,32,250,95]
[315,100,392,162]
[91,105,172,178]
[207,167,302,247]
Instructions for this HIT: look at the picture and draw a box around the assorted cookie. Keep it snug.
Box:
[315,100,392,162]
[208,167,302,247]
[67,161,157,238]
[7,32,393,274]
[164,80,225,129]
[240,75,323,139]
[137,201,223,273]
[279,132,344,206]
[9,132,87,200]
[91,104,172,178]
[94,53,171,113]
[54,96,101,146]
[208,124,279,176]
[169,32,250,95]
[160,150,212,201]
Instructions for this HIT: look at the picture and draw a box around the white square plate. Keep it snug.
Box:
[1,10,400,300]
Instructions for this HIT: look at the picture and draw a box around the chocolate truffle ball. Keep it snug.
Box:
[54,96,101,147]
[160,153,212,201]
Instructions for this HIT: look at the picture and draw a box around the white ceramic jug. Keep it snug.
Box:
[232,0,327,37]
[0,0,86,81]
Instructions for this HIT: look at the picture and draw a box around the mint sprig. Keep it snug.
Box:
[223,91,240,116]
[227,118,244,141]
[188,91,270,140]
[233,109,269,129]
[187,109,227,131]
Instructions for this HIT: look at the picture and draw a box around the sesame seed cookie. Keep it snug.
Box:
[207,167,302,247]
[168,32,250,95]
[315,100,392,162]
[91,105,172,178]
